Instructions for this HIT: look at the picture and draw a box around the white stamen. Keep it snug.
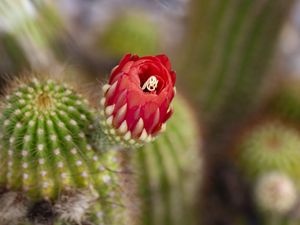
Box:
[141,76,159,92]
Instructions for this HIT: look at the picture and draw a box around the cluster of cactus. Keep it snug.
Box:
[0,75,200,225]
[1,0,298,225]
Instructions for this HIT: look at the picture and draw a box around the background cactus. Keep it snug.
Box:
[234,120,300,184]
[99,12,160,57]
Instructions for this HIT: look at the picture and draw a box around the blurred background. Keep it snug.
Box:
[1,0,300,224]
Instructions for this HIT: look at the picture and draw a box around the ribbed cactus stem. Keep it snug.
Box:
[134,95,201,225]
[0,78,122,224]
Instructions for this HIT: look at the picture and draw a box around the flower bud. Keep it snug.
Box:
[100,54,176,147]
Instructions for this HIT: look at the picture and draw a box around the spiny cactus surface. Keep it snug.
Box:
[0,78,122,225]
[134,96,201,225]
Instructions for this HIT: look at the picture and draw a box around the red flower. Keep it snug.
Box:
[100,54,176,145]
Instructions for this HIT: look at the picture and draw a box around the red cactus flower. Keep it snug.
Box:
[100,54,176,146]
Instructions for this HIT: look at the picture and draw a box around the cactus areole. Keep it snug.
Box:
[100,54,176,147]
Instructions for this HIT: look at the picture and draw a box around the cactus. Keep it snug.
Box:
[179,0,294,130]
[0,72,201,225]
[100,12,160,57]
[0,0,295,224]
[235,120,300,186]
[0,77,122,225]
[254,172,297,215]
[132,95,201,225]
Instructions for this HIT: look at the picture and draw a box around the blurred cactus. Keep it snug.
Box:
[254,172,297,215]
[100,12,160,57]
[236,120,300,184]
[177,1,296,224]
[0,0,64,72]
[0,32,29,76]
[180,0,294,129]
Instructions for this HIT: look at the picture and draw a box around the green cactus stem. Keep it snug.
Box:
[132,95,201,225]
[179,0,294,130]
[0,77,122,225]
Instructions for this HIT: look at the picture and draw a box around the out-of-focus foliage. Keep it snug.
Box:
[99,12,160,57]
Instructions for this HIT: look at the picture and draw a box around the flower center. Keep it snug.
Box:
[141,76,158,92]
